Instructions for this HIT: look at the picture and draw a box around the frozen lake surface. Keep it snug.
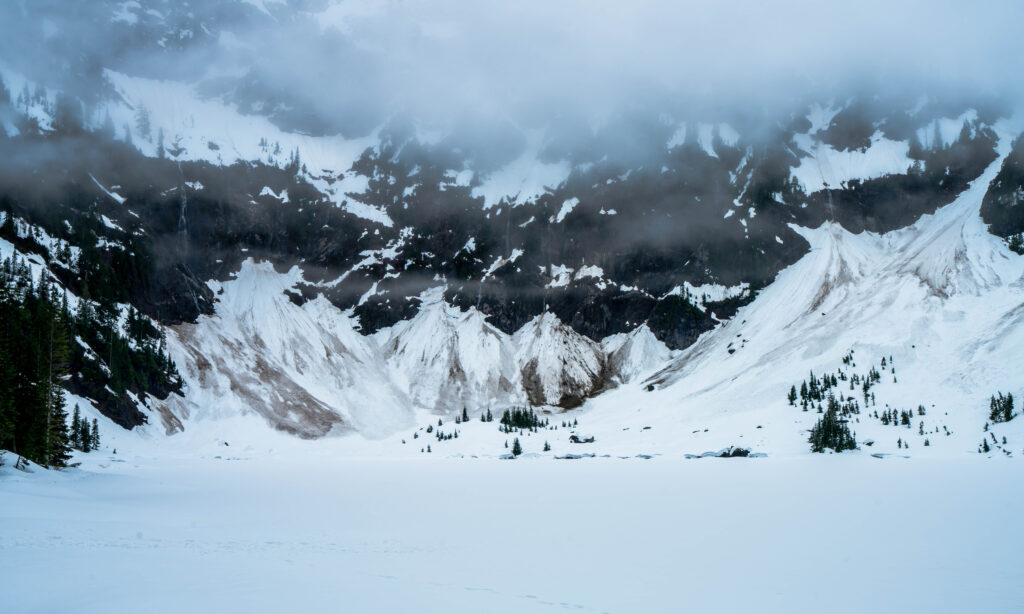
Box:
[2,453,1022,613]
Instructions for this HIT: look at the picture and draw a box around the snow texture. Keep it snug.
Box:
[1,450,1021,614]
[471,130,571,208]
[791,130,913,194]
[378,288,525,413]
[513,312,604,406]
[165,259,413,438]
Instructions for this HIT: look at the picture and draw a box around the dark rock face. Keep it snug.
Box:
[0,108,1002,351]
[981,135,1024,238]
[66,379,148,429]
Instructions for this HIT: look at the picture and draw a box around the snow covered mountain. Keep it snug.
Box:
[165,259,413,438]
[513,312,606,407]
[377,288,524,414]
[0,0,1022,458]
[602,324,674,384]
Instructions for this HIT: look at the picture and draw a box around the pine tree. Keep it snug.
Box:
[70,404,81,450]
[787,385,797,406]
[543,441,550,452]
[808,408,857,453]
[46,399,71,468]
[79,417,91,452]
[90,419,99,450]
[135,107,151,141]
[101,112,116,140]
[1007,233,1024,255]
[511,438,522,456]
[0,330,14,451]
[43,284,72,467]
[461,407,469,422]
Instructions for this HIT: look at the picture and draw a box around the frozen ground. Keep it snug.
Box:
[1,449,1022,614]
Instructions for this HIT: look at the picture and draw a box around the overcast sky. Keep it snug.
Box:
[2,0,1021,136]
[290,0,1023,123]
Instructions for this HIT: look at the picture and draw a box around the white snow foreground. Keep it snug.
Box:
[159,266,668,438]
[1,453,1022,614]
[4,130,1024,614]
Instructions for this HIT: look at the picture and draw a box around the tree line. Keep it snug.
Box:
[0,254,175,467]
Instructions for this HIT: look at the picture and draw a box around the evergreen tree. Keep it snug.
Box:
[1007,233,1024,255]
[543,441,550,452]
[52,93,83,137]
[100,112,116,140]
[156,128,165,159]
[135,107,151,141]
[808,408,857,453]
[989,392,1015,423]
[70,404,81,450]
[46,398,71,468]
[90,419,99,451]
[511,438,522,456]
[79,416,92,452]
[461,407,469,422]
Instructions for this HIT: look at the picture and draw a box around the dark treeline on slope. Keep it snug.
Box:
[0,253,179,465]
[982,135,1024,253]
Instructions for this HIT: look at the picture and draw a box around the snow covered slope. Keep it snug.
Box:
[574,120,1024,458]
[513,312,606,407]
[164,275,623,435]
[602,324,674,384]
[165,259,413,438]
[791,130,913,193]
[378,288,525,413]
[149,119,1023,457]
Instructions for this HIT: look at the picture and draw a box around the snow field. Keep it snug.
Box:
[1,453,1021,613]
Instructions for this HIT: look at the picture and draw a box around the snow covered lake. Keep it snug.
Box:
[2,452,1021,613]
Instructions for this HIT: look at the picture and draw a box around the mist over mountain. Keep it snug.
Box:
[0,0,1021,436]
[3,4,1024,612]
